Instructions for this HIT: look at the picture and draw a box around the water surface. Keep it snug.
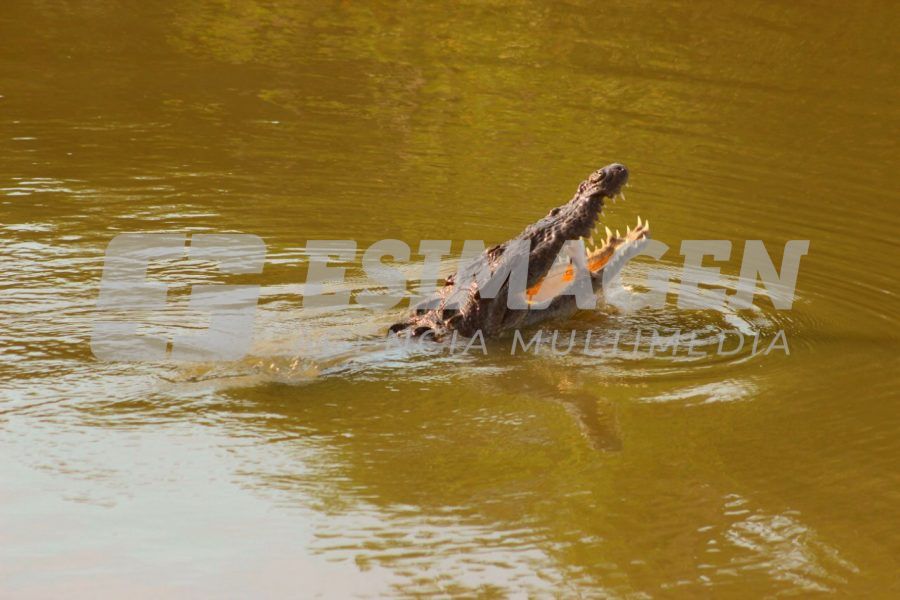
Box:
[1,1,898,596]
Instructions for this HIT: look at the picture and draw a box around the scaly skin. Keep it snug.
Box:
[390,163,650,339]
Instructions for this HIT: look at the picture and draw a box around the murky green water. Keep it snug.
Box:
[2,1,898,596]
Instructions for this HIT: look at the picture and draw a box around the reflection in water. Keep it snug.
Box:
[1,0,898,596]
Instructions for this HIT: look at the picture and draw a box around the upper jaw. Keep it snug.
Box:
[520,164,632,282]
[586,163,629,201]
[599,163,629,198]
[573,163,630,237]
[519,163,646,296]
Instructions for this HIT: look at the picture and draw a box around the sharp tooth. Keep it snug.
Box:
[637,216,642,228]
[605,226,612,240]
[616,229,621,238]
[619,192,626,202]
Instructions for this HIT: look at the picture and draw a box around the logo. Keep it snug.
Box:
[91,233,265,361]
[91,234,808,362]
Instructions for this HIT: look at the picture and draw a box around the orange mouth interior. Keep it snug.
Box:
[523,216,649,304]
[525,250,614,302]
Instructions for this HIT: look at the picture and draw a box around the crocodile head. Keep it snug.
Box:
[525,198,651,308]
[390,163,651,339]
[517,163,631,289]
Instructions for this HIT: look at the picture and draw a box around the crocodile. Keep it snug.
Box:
[390,163,651,339]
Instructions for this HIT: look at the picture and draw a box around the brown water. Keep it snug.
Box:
[2,1,898,597]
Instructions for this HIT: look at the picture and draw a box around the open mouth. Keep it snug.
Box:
[527,190,651,300]
[586,191,651,274]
